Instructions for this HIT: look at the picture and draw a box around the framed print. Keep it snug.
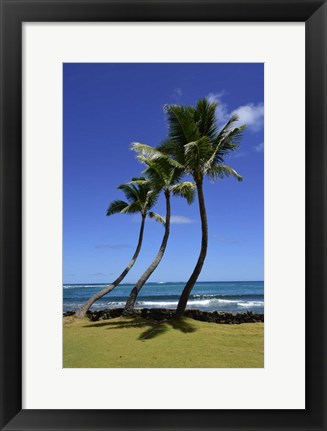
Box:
[0,0,326,430]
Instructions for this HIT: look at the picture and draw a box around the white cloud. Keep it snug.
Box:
[253,142,264,152]
[206,93,264,133]
[207,90,227,102]
[170,215,196,224]
[206,92,229,126]
[231,103,264,132]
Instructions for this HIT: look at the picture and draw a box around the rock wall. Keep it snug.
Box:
[64,308,264,324]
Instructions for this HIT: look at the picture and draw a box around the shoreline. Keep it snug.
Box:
[63,307,264,324]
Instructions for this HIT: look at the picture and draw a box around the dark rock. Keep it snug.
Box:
[63,307,264,324]
[63,311,75,317]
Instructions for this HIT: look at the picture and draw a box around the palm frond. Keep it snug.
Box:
[144,189,160,211]
[164,104,199,146]
[148,211,166,225]
[128,176,151,186]
[219,124,245,148]
[171,181,196,204]
[143,164,166,186]
[117,183,140,203]
[120,201,143,214]
[170,167,185,185]
[209,125,245,167]
[217,114,240,136]
[157,138,185,164]
[106,200,130,216]
[220,129,245,161]
[133,142,184,172]
[206,164,243,182]
[128,177,155,206]
[148,158,184,185]
[194,98,218,139]
[131,176,147,182]
[136,154,151,166]
[184,136,212,174]
[131,142,165,162]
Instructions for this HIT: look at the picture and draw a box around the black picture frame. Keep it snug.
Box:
[0,0,326,430]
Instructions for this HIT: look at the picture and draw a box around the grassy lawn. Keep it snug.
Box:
[63,316,264,368]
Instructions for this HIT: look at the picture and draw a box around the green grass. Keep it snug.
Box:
[63,316,264,368]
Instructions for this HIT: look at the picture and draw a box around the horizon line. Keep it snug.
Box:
[63,279,264,285]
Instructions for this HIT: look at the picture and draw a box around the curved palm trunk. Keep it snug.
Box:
[75,214,146,318]
[176,180,208,317]
[123,192,171,315]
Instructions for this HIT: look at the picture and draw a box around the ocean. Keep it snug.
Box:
[63,281,264,314]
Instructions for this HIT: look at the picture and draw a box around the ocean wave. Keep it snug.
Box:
[193,293,263,299]
[237,301,263,307]
[137,298,264,308]
[139,300,178,307]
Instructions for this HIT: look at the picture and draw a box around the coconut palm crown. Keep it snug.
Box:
[161,99,244,182]
[107,177,159,218]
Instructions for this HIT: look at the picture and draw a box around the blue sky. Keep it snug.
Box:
[63,63,264,284]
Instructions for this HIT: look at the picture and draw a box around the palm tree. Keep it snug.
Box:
[123,143,196,315]
[74,178,161,318]
[160,98,245,316]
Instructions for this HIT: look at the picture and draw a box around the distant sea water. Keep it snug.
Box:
[63,281,264,314]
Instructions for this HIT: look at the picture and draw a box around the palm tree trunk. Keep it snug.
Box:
[123,191,171,315]
[74,214,146,318]
[176,180,208,317]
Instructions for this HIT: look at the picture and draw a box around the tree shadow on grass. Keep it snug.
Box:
[83,318,148,329]
[138,324,169,340]
[139,318,197,340]
[82,316,197,340]
[168,318,197,334]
